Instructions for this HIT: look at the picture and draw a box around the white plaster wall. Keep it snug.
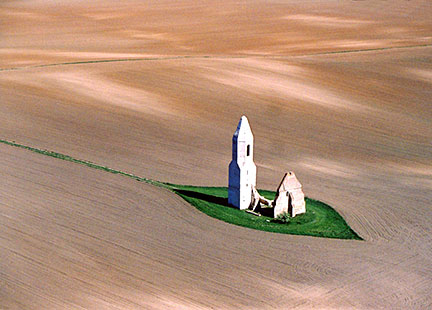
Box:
[274,193,289,217]
[292,189,306,216]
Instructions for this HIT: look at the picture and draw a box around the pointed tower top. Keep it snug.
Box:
[233,115,252,139]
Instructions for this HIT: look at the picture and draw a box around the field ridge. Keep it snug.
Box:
[1,43,431,72]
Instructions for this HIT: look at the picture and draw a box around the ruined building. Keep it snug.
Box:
[228,116,306,218]
[273,172,306,217]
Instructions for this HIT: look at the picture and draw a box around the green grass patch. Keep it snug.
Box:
[166,184,362,240]
[0,139,361,240]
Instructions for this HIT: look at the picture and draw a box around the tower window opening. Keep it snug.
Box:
[247,145,250,156]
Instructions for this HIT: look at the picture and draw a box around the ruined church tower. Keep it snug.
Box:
[228,116,257,209]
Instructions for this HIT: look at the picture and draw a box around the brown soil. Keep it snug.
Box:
[1,0,431,309]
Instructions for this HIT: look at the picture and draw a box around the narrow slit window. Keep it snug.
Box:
[246,145,250,156]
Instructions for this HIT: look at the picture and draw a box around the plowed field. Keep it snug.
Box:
[1,0,431,309]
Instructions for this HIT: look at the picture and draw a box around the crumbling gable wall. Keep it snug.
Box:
[273,172,306,218]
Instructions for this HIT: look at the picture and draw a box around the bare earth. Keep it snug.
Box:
[1,0,431,309]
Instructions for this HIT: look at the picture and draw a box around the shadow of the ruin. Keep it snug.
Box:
[173,189,230,207]
[174,189,276,218]
[254,205,274,218]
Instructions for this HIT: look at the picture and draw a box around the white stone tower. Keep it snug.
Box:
[228,116,257,209]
